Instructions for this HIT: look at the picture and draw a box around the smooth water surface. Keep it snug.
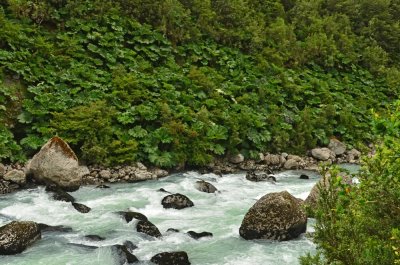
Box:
[0,170,322,265]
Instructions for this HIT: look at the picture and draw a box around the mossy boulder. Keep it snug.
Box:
[0,221,41,255]
[239,191,307,241]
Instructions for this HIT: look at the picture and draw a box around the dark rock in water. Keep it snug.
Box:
[150,251,191,265]
[118,211,148,222]
[84,235,105,241]
[239,191,307,241]
[111,244,139,264]
[299,174,309,180]
[166,228,180,233]
[161,193,194,209]
[52,190,75,203]
[136,220,162,238]
[68,243,98,250]
[38,223,73,233]
[158,188,171,193]
[245,170,276,182]
[186,231,213,239]
[0,221,41,255]
[96,184,110,189]
[194,180,217,193]
[72,202,91,213]
[45,184,60,192]
[123,240,138,252]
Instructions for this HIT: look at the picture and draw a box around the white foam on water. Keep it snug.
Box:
[0,170,323,264]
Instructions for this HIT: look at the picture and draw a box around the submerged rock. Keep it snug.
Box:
[68,243,98,250]
[111,244,139,264]
[26,136,89,191]
[96,184,110,189]
[118,211,148,222]
[186,231,213,239]
[136,220,162,238]
[194,180,217,193]
[161,194,194,209]
[0,221,41,255]
[84,235,105,241]
[51,190,75,203]
[299,174,309,180]
[166,228,180,233]
[123,240,138,252]
[150,251,191,265]
[239,191,307,241]
[38,223,72,233]
[72,202,91,213]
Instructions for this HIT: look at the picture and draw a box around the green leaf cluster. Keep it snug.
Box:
[0,0,399,166]
[301,101,400,265]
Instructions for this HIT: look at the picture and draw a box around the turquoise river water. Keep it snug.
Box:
[0,169,329,265]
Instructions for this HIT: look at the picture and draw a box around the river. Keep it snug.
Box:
[0,169,326,265]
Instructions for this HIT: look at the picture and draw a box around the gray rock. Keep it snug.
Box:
[99,170,111,180]
[264,154,281,166]
[3,170,26,185]
[26,137,87,191]
[136,220,161,238]
[347,148,361,162]
[0,221,41,255]
[239,191,307,241]
[311,148,335,161]
[229,154,244,164]
[152,168,169,178]
[283,159,299,170]
[150,251,190,265]
[0,163,5,177]
[162,194,194,209]
[328,139,346,155]
[195,180,217,193]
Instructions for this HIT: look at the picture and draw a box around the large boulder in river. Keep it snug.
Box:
[0,221,41,255]
[150,251,191,265]
[161,194,194,209]
[239,191,307,241]
[26,137,89,191]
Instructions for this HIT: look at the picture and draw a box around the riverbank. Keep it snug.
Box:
[0,138,361,194]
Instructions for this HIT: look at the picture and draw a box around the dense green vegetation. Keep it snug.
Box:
[301,100,400,265]
[1,0,399,166]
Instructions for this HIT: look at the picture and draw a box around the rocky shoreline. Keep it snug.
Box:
[0,138,361,194]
